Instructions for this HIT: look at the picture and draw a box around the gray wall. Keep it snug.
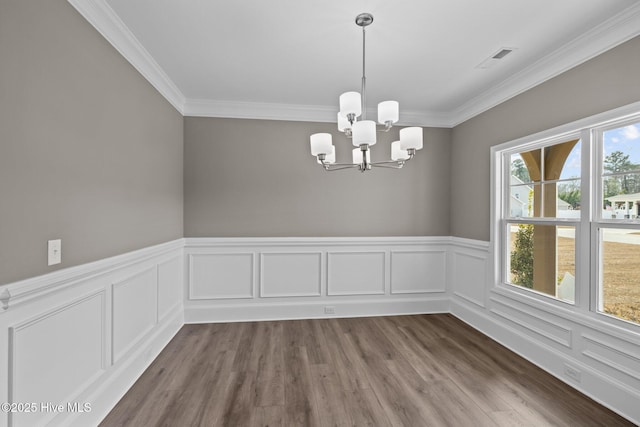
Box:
[184,117,451,237]
[451,36,640,241]
[0,0,184,285]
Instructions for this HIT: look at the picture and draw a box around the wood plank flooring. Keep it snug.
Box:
[101,315,634,426]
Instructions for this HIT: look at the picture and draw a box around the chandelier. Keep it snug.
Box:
[310,13,424,172]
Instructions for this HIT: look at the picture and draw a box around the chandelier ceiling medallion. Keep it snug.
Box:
[310,13,424,172]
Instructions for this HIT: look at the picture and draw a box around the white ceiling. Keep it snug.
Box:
[70,0,640,127]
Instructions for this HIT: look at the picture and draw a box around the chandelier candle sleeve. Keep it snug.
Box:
[378,101,399,124]
[339,92,362,118]
[391,141,410,160]
[310,133,333,155]
[399,127,423,150]
[352,120,377,146]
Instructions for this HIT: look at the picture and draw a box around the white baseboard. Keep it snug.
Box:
[185,297,449,324]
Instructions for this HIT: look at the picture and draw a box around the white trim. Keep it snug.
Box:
[67,2,640,127]
[184,236,451,247]
[66,0,186,114]
[184,297,450,324]
[183,100,453,128]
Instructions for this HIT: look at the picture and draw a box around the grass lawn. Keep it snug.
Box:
[558,236,640,324]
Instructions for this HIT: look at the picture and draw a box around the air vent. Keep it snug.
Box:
[476,47,517,69]
[492,48,513,59]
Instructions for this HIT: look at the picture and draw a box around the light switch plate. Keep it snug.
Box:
[48,239,62,266]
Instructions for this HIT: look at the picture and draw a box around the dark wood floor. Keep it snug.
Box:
[101,314,633,426]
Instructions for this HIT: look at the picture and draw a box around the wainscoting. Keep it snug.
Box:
[1,236,640,425]
[183,237,450,323]
[0,240,184,427]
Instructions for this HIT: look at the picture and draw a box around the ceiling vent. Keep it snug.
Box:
[476,47,516,69]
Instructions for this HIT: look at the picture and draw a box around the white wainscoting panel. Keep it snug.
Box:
[390,250,446,294]
[188,253,254,300]
[450,242,489,308]
[582,333,640,384]
[157,256,183,322]
[184,237,450,323]
[260,252,322,297]
[112,267,158,364]
[0,239,184,427]
[327,252,386,296]
[489,297,573,349]
[9,291,105,427]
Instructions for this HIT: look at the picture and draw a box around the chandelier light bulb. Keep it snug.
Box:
[352,120,377,147]
[391,141,410,160]
[378,101,399,124]
[399,127,423,150]
[310,133,333,156]
[339,92,362,118]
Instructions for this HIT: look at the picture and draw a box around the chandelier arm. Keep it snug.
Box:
[321,164,361,171]
[369,160,406,166]
[369,152,415,167]
[372,163,405,169]
[321,160,363,167]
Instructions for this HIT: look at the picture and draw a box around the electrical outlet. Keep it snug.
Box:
[48,239,62,266]
[564,364,581,383]
[324,306,335,315]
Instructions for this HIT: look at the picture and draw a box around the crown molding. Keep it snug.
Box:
[183,99,454,128]
[183,99,336,123]
[69,1,640,128]
[67,0,186,114]
[448,2,640,127]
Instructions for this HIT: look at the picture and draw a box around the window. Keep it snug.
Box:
[505,139,581,303]
[495,107,640,328]
[596,119,640,325]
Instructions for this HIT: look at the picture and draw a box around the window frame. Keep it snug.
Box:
[500,132,583,305]
[490,101,640,332]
